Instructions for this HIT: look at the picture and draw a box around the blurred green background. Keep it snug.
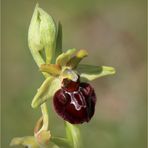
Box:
[1,0,147,148]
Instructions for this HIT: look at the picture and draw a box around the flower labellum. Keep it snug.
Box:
[53,77,96,124]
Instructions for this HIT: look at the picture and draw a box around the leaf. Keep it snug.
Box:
[10,136,40,148]
[56,48,77,67]
[65,122,82,148]
[77,64,116,81]
[31,77,61,108]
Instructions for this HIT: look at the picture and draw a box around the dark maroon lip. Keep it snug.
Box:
[53,78,96,124]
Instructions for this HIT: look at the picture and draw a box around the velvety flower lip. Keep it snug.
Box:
[53,78,96,124]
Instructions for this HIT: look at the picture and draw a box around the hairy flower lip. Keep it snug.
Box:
[53,78,96,124]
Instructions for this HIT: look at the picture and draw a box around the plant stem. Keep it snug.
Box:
[29,47,50,132]
[41,103,49,131]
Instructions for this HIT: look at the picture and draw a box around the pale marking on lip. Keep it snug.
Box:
[64,89,87,111]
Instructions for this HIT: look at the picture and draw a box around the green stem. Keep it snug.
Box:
[41,103,49,131]
[29,47,49,132]
[65,121,82,148]
[30,48,49,78]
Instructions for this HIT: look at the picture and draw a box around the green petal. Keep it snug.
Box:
[65,122,82,148]
[31,77,61,108]
[40,64,61,76]
[56,48,77,67]
[67,49,88,69]
[77,64,116,81]
[10,136,39,148]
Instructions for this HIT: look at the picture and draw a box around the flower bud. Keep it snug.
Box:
[28,4,56,63]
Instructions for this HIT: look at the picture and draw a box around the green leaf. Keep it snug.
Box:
[51,137,72,148]
[31,77,61,108]
[10,136,40,148]
[65,122,81,148]
[56,48,77,67]
[77,64,116,81]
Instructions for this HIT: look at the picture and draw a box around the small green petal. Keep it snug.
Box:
[40,64,61,76]
[77,64,116,81]
[67,49,88,69]
[31,77,61,108]
[56,48,77,67]
[10,136,39,148]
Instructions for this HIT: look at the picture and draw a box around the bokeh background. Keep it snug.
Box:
[1,0,147,148]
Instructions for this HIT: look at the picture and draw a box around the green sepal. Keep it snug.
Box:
[28,4,46,68]
[65,122,81,148]
[77,64,116,81]
[31,77,61,108]
[28,4,43,52]
[67,49,88,69]
[56,48,77,67]
[51,137,72,148]
[40,64,61,76]
[38,7,56,64]
[10,136,40,148]
[28,4,56,65]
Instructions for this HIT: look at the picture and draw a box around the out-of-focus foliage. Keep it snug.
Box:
[1,0,146,148]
